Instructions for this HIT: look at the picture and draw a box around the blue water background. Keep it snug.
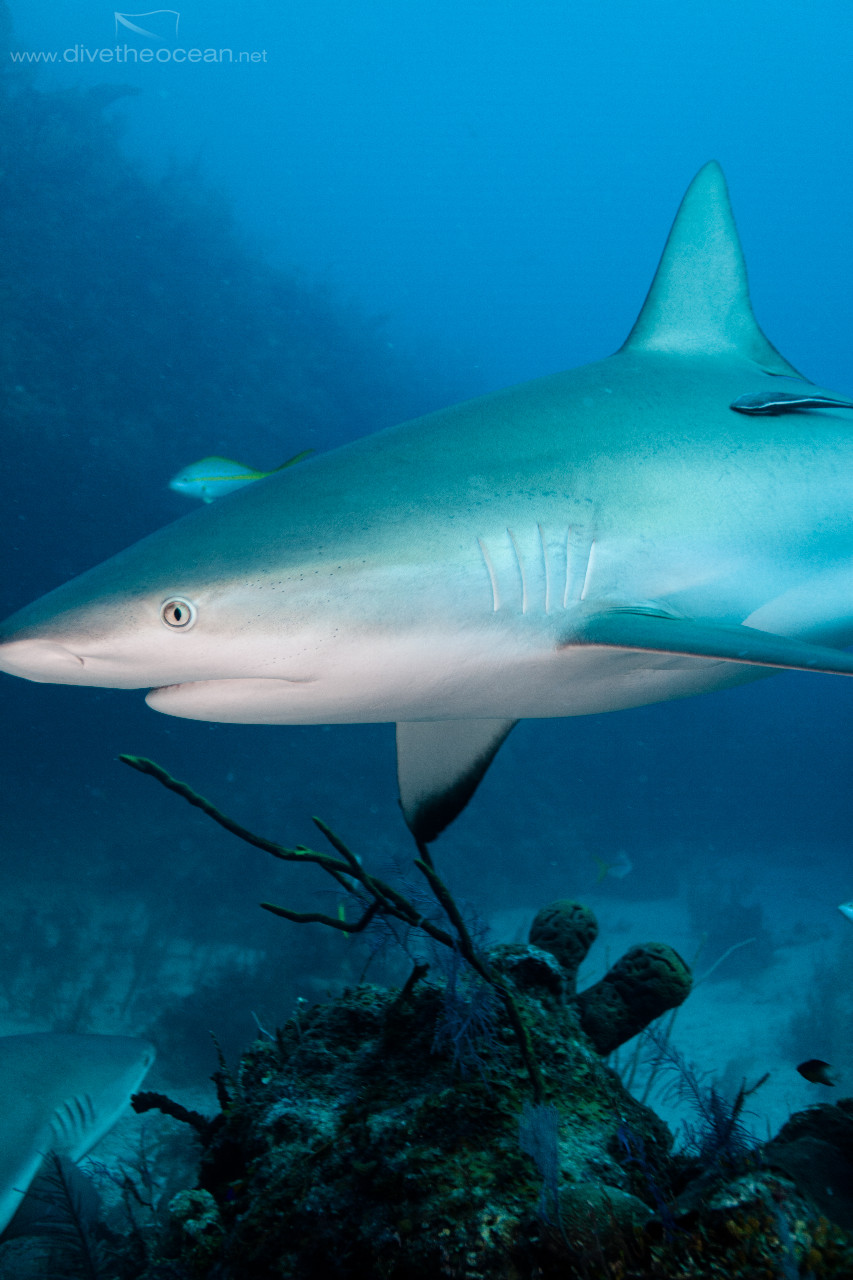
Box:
[0,1,851,1081]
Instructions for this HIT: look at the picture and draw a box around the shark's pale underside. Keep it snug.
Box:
[0,1033,154,1235]
[2,162,853,841]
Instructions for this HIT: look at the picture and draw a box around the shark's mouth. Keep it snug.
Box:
[148,674,319,696]
[145,676,322,724]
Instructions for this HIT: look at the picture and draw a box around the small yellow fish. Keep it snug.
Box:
[169,449,313,503]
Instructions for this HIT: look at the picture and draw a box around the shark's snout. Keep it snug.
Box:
[0,638,85,682]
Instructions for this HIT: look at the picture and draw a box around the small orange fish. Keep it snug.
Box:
[797,1059,836,1086]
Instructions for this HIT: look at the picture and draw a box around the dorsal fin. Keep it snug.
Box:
[621,161,800,374]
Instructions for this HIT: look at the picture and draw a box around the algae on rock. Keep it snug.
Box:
[163,970,672,1278]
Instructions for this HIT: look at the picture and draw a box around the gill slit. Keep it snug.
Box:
[537,523,551,614]
[51,1104,71,1139]
[507,529,528,613]
[562,527,572,609]
[580,538,597,601]
[477,537,500,612]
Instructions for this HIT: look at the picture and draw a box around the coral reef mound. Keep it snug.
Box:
[162,972,670,1279]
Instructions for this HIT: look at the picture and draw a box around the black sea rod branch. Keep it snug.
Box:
[119,754,544,1101]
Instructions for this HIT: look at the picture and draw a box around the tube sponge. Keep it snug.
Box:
[527,899,692,1055]
[575,942,692,1055]
[528,899,598,996]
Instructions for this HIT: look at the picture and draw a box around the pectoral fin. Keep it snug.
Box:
[568,609,853,675]
[396,719,517,843]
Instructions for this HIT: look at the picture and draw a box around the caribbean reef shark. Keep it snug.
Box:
[0,1033,154,1235]
[1,162,853,842]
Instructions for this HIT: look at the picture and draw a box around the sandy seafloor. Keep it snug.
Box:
[501,846,853,1143]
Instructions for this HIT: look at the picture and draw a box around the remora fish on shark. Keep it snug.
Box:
[2,161,853,843]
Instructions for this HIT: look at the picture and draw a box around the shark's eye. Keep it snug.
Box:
[160,597,196,629]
